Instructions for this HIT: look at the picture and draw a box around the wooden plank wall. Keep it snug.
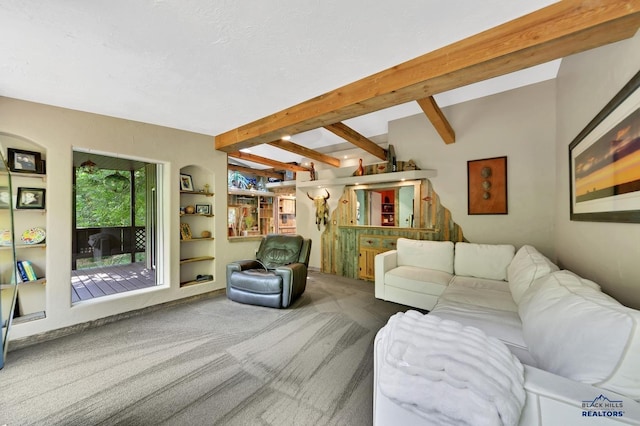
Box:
[321,178,465,278]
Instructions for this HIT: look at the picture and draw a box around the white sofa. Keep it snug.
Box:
[373,239,640,425]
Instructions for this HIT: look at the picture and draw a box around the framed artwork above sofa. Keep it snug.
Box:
[569,70,640,223]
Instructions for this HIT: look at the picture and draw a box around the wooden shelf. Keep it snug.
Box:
[12,310,46,324]
[297,169,437,187]
[228,189,276,196]
[179,256,214,264]
[180,278,214,287]
[2,278,47,288]
[180,237,214,243]
[180,213,214,217]
[180,190,214,196]
[1,171,47,180]
[0,243,46,250]
[265,181,296,189]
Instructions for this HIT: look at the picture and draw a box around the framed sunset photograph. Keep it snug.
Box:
[569,71,640,223]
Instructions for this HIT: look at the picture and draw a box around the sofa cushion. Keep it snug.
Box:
[396,239,454,274]
[431,299,535,367]
[440,276,517,312]
[385,266,452,296]
[519,270,640,399]
[454,242,515,281]
[507,245,559,304]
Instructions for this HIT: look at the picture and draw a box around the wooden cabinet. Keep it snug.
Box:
[259,196,275,235]
[277,196,296,234]
[358,234,399,281]
[381,202,395,226]
[180,166,214,287]
[228,190,275,238]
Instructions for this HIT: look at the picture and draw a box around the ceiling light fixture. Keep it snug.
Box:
[281,135,291,141]
[104,171,130,193]
[79,158,97,174]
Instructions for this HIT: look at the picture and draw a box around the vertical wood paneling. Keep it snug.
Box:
[321,178,465,280]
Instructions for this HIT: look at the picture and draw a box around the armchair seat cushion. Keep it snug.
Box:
[229,269,282,294]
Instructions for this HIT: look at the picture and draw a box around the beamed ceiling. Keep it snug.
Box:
[215,0,640,173]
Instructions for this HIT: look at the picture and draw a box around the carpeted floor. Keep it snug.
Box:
[0,271,409,426]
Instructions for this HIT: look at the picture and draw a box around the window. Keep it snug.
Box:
[71,150,162,302]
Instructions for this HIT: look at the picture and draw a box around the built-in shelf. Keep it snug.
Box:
[179,213,214,217]
[12,310,46,324]
[0,282,45,290]
[180,237,214,243]
[180,190,214,197]
[179,256,215,265]
[0,171,46,181]
[265,181,296,189]
[228,189,276,197]
[180,278,214,287]
[0,243,46,250]
[297,169,437,188]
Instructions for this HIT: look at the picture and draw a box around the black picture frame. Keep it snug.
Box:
[569,70,640,223]
[195,204,211,215]
[180,173,194,191]
[7,148,44,174]
[16,187,46,209]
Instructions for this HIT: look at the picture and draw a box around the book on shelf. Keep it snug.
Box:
[16,260,38,282]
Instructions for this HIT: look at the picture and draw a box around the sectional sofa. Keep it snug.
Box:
[373,239,640,425]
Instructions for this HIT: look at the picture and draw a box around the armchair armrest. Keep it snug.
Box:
[228,259,262,272]
[375,250,397,300]
[275,263,308,308]
[227,260,263,290]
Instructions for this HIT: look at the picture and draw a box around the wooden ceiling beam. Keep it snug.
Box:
[215,0,640,153]
[323,122,387,160]
[227,163,284,180]
[267,139,342,167]
[417,96,456,144]
[228,151,309,172]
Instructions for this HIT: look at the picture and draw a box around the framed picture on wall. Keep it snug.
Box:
[180,173,194,191]
[569,70,640,223]
[7,148,43,174]
[467,156,508,215]
[196,204,211,215]
[16,187,46,209]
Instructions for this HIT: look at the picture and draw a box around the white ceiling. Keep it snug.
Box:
[0,0,561,168]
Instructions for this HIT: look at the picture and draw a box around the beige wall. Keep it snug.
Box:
[555,32,640,309]
[387,80,557,258]
[0,97,260,340]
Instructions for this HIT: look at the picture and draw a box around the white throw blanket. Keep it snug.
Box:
[378,311,525,426]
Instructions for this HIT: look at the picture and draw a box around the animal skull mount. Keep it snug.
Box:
[307,189,330,230]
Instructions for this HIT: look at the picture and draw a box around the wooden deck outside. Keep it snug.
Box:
[71,262,156,302]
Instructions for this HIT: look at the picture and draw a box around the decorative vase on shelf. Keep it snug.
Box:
[353,159,364,176]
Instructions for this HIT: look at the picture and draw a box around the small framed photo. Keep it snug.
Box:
[196,204,211,215]
[7,148,43,174]
[0,186,11,209]
[180,222,192,240]
[180,173,194,191]
[16,187,46,209]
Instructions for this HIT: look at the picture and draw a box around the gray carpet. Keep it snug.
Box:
[0,271,409,426]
